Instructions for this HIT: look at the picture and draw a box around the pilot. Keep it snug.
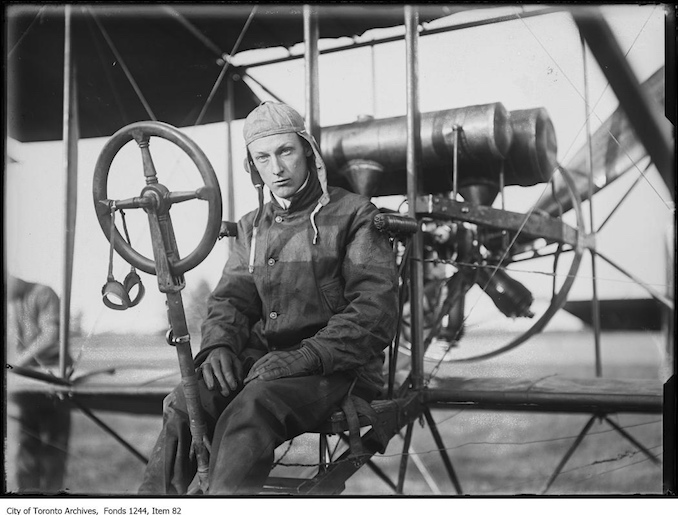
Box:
[139,101,399,495]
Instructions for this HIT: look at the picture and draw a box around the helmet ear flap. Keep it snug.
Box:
[244,154,264,187]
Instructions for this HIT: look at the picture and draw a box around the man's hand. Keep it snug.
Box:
[199,347,243,396]
[244,346,320,384]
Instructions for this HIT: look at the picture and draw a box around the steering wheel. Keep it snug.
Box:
[93,121,222,276]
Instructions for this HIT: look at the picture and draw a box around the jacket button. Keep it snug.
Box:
[269,311,278,319]
[275,215,283,223]
[267,258,276,266]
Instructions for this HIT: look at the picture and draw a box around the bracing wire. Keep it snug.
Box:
[422,257,671,290]
[7,5,47,59]
[87,7,157,122]
[517,6,671,210]
[194,6,258,126]
[267,417,662,469]
[484,447,662,494]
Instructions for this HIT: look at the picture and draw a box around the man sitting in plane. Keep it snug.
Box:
[139,101,399,495]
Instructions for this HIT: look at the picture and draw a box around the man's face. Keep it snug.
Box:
[248,132,311,199]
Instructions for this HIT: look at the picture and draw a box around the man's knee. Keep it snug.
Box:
[220,380,284,426]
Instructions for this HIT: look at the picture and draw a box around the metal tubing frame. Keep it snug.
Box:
[602,415,661,465]
[337,433,398,492]
[405,4,425,391]
[223,73,236,255]
[243,7,567,69]
[580,33,603,378]
[68,397,148,465]
[60,4,78,379]
[541,414,597,494]
[397,421,415,493]
[304,5,320,142]
[423,407,463,494]
[542,411,662,494]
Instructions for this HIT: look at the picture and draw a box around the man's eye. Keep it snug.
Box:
[281,148,292,155]
[256,156,268,162]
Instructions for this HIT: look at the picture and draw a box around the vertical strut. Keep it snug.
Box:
[224,73,236,255]
[580,34,603,378]
[303,5,320,142]
[405,5,425,390]
[60,4,78,379]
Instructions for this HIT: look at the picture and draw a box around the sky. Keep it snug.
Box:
[4,4,673,336]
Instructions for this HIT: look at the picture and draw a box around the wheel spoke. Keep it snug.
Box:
[109,196,153,210]
[166,187,212,205]
[595,159,650,233]
[137,138,159,184]
[509,245,575,264]
[593,250,674,309]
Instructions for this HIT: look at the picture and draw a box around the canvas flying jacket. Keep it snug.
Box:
[194,174,399,394]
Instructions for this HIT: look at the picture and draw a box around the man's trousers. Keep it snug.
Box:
[138,372,354,495]
[7,392,71,493]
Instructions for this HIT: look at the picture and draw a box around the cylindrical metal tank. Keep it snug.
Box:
[504,108,558,187]
[321,105,558,198]
[321,103,513,197]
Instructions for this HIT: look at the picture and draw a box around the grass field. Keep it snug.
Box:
[4,328,669,496]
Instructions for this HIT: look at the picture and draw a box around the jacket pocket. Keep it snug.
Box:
[319,278,348,314]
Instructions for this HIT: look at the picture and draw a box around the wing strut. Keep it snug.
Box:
[60,5,78,379]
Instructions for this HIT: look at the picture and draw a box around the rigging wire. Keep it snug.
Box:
[517,6,671,211]
[418,257,671,290]
[270,417,662,467]
[162,6,225,59]
[87,7,157,122]
[194,6,258,126]
[7,5,47,59]
[563,445,662,478]
[483,447,662,494]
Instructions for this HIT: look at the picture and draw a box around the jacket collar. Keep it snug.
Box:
[269,170,323,214]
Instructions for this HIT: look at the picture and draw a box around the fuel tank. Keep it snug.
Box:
[321,104,557,198]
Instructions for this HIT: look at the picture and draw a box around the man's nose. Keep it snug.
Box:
[272,156,284,175]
